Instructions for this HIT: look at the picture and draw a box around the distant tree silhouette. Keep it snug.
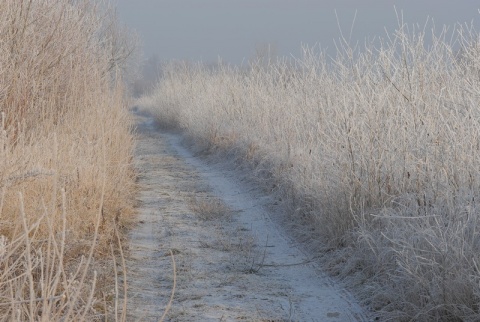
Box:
[131,54,163,97]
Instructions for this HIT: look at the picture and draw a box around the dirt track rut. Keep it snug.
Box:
[125,111,369,321]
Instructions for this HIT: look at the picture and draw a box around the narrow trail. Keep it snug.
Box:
[126,111,370,321]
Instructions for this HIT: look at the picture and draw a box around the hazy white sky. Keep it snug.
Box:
[115,0,479,64]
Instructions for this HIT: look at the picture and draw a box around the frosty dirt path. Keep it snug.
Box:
[126,111,370,321]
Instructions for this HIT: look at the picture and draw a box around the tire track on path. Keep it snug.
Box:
[126,111,370,321]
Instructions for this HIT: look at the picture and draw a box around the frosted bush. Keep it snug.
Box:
[144,19,480,321]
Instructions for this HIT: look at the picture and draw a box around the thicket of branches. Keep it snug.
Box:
[143,19,480,320]
[0,0,135,320]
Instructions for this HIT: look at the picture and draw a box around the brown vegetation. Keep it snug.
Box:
[0,0,135,320]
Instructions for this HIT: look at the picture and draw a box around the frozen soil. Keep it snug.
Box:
[126,111,370,321]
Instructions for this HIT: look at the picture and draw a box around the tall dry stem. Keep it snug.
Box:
[0,0,136,320]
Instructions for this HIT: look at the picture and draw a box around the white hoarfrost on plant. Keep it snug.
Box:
[0,236,6,260]
[143,18,480,321]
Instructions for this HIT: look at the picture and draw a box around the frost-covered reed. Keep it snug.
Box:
[0,0,135,320]
[143,20,480,320]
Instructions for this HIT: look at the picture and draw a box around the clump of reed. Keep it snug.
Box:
[0,0,136,320]
[143,18,480,320]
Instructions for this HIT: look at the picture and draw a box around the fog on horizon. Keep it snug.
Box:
[116,0,480,65]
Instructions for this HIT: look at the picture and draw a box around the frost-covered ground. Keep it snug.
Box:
[126,111,369,321]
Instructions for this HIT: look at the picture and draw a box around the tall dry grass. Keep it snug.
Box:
[0,0,135,320]
[142,18,480,320]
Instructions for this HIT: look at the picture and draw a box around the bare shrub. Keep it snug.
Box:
[143,18,480,320]
[0,0,135,320]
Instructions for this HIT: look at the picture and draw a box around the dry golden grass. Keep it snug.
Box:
[0,0,136,320]
[188,195,231,221]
